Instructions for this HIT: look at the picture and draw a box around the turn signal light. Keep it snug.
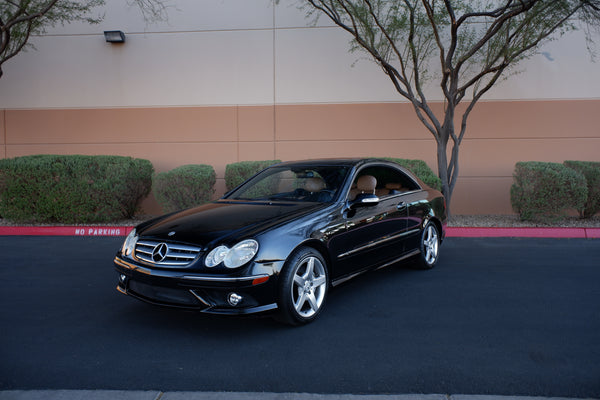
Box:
[252,276,269,286]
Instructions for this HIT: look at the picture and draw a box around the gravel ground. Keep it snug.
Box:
[2,214,600,228]
[448,214,600,228]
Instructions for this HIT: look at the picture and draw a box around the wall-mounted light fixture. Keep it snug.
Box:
[104,30,126,43]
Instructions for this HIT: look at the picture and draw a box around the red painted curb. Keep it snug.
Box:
[445,227,590,238]
[0,225,598,238]
[0,226,134,236]
[586,228,600,239]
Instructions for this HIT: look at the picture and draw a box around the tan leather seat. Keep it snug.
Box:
[304,177,326,193]
[357,175,376,193]
[385,183,402,191]
[303,177,332,202]
[350,175,377,200]
[277,171,296,193]
[385,182,406,195]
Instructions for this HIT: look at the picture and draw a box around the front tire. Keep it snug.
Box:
[415,221,440,269]
[277,247,329,325]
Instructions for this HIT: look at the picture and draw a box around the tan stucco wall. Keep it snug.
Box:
[2,99,599,215]
[0,1,598,216]
[0,111,5,159]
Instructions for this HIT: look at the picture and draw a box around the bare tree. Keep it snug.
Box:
[0,0,168,79]
[293,0,600,213]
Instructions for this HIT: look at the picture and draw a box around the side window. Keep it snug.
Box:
[349,165,420,200]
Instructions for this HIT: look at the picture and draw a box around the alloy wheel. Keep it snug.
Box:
[423,223,439,265]
[290,255,327,318]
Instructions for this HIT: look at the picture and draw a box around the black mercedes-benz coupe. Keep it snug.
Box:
[114,158,447,325]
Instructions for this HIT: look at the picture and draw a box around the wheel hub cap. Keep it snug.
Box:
[303,280,313,294]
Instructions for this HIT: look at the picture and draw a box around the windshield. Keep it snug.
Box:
[225,165,350,203]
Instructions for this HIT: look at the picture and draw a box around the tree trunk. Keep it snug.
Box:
[435,105,458,217]
[436,136,452,216]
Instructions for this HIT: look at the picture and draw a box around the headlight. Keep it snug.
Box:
[225,240,259,268]
[121,228,138,257]
[205,245,229,267]
[205,239,259,269]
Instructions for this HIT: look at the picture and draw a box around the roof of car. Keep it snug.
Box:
[274,158,395,168]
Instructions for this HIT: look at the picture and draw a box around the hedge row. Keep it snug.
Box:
[0,158,282,221]
[224,160,281,192]
[0,156,441,223]
[383,158,442,191]
[511,161,599,223]
[0,155,153,223]
[564,161,600,218]
[153,164,216,213]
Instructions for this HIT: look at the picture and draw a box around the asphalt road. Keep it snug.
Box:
[0,236,599,397]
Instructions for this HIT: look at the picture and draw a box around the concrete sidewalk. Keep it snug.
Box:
[1,392,597,400]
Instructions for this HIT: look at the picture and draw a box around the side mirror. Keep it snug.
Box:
[351,193,380,208]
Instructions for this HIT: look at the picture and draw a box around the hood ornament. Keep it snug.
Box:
[152,243,169,262]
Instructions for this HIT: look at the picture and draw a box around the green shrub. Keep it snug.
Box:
[564,161,600,218]
[0,155,153,223]
[225,160,281,192]
[511,161,588,223]
[382,158,442,191]
[153,164,216,213]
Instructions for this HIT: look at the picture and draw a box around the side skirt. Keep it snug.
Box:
[331,249,421,288]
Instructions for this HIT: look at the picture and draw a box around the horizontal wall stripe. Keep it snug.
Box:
[1,99,598,215]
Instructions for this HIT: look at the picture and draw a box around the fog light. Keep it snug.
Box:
[228,293,243,306]
[119,274,127,283]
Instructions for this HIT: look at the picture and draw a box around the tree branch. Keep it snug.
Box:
[455,1,536,71]
[368,0,443,136]
[5,0,61,29]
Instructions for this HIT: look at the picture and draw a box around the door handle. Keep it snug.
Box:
[396,202,406,209]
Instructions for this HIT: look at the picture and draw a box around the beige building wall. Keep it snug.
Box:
[0,0,599,215]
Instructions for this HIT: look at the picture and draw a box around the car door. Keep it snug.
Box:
[327,165,411,280]
[397,189,431,252]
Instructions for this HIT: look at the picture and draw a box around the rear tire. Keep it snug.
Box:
[276,247,329,326]
[414,222,440,269]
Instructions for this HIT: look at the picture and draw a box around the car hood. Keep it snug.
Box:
[136,200,326,246]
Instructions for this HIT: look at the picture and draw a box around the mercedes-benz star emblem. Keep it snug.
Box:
[152,243,169,262]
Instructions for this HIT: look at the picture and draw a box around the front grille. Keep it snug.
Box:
[134,240,202,267]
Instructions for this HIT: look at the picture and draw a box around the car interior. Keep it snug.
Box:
[348,166,419,201]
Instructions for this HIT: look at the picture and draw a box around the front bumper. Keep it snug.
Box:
[114,255,281,315]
